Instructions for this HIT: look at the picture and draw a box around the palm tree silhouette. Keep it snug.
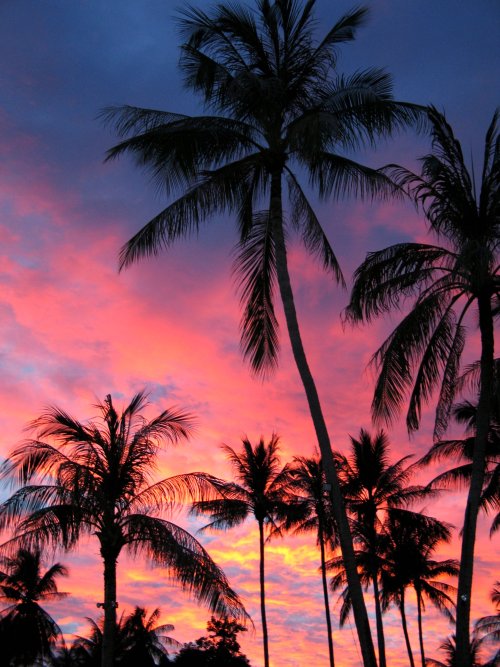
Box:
[380,512,458,667]
[191,435,293,667]
[474,581,500,666]
[0,547,68,667]
[103,3,423,662]
[73,607,178,667]
[331,429,433,667]
[0,391,246,667]
[346,107,500,665]
[284,455,337,667]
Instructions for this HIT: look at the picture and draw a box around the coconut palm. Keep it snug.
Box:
[380,512,458,667]
[346,107,500,665]
[284,455,337,667]
[0,547,68,667]
[103,3,424,662]
[0,391,246,667]
[474,582,500,665]
[73,607,178,667]
[331,429,434,667]
[191,435,293,667]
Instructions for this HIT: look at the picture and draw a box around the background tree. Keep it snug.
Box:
[0,547,68,667]
[173,616,251,666]
[346,107,499,666]
[191,436,292,667]
[284,455,337,667]
[0,391,246,667]
[474,582,500,667]
[331,429,433,667]
[103,2,423,662]
[380,512,458,667]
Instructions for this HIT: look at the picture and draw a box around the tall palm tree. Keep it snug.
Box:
[332,429,433,667]
[0,547,68,667]
[346,107,500,665]
[284,455,337,667]
[0,391,246,667]
[380,512,458,667]
[191,435,292,667]
[103,3,423,662]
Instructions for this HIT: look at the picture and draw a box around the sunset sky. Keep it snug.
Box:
[0,1,499,665]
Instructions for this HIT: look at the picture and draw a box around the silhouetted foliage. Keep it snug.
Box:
[173,616,250,666]
[0,547,68,667]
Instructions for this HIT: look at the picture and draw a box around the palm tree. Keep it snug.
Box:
[474,582,500,666]
[73,607,178,667]
[0,391,246,667]
[103,3,424,662]
[331,429,433,667]
[191,435,292,667]
[284,455,337,667]
[380,512,458,667]
[0,547,68,667]
[346,107,500,665]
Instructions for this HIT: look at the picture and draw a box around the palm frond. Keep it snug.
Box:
[233,210,279,376]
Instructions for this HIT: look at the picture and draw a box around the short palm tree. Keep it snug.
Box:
[103,3,423,662]
[332,429,433,667]
[73,607,178,667]
[191,435,293,667]
[284,455,337,667]
[0,547,67,667]
[380,512,458,667]
[346,107,500,665]
[0,391,246,667]
[474,582,500,665]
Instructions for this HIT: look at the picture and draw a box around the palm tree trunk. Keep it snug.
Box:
[258,519,270,667]
[399,589,415,667]
[319,529,335,667]
[372,571,387,667]
[416,588,425,667]
[455,292,494,667]
[102,553,118,667]
[270,170,377,667]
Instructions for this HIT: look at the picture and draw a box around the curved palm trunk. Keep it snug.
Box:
[319,528,335,667]
[455,293,494,667]
[102,553,118,667]
[258,519,270,667]
[270,171,377,667]
[416,588,425,667]
[372,571,387,667]
[399,589,415,667]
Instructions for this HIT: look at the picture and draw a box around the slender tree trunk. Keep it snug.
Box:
[319,529,335,667]
[258,519,270,667]
[455,292,494,667]
[372,570,387,667]
[399,589,415,667]
[270,170,377,667]
[102,552,118,667]
[416,589,425,667]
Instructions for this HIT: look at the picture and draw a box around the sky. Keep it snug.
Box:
[0,1,499,665]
